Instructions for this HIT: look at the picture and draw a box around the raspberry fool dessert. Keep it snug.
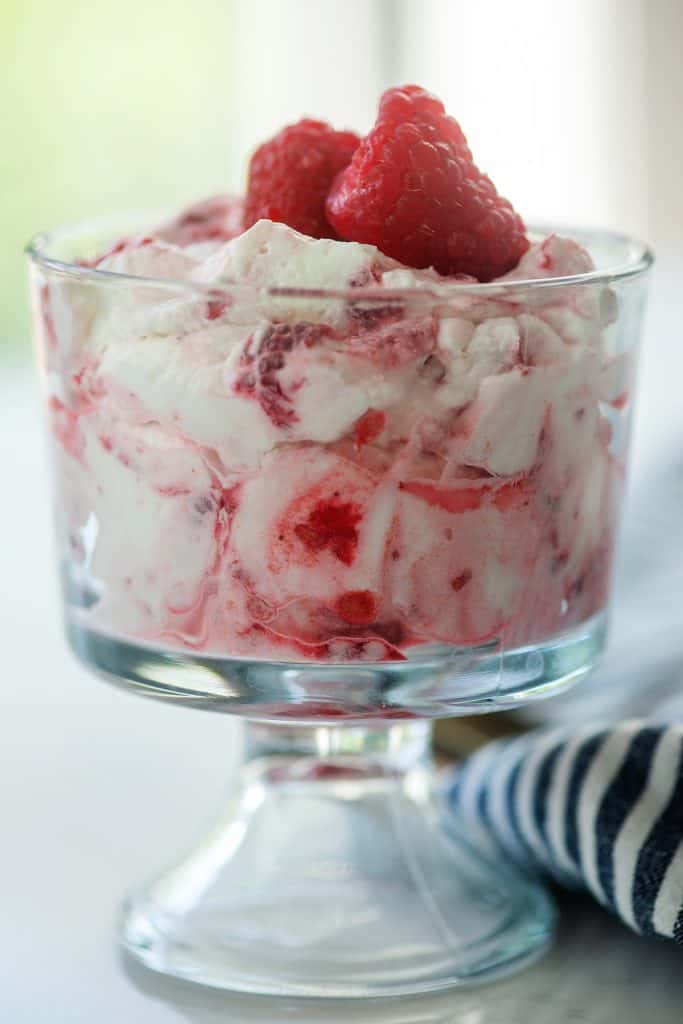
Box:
[41,86,628,666]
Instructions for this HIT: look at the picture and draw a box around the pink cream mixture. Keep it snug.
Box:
[41,196,628,662]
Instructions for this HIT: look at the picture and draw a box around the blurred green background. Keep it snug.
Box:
[4,0,679,369]
[1,0,237,364]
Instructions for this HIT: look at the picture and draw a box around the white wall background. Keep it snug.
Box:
[395,0,652,240]
[644,0,683,250]
[3,0,679,359]
[231,0,395,190]
[232,0,682,250]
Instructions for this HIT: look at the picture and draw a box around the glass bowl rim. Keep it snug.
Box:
[26,213,654,301]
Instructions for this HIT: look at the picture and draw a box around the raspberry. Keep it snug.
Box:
[353,408,386,446]
[400,478,532,513]
[335,590,378,626]
[294,499,362,565]
[40,284,57,349]
[234,322,330,428]
[326,85,529,281]
[450,570,473,592]
[205,298,228,320]
[158,195,244,246]
[244,119,360,239]
[49,397,84,461]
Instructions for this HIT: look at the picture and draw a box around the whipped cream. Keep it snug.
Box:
[43,200,626,661]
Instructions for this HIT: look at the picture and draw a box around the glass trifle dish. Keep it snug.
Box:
[28,87,652,996]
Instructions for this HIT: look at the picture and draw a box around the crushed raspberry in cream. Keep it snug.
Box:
[41,196,627,663]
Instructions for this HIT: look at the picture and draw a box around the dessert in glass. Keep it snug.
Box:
[28,86,652,996]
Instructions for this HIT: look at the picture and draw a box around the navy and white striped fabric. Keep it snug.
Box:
[447,720,683,942]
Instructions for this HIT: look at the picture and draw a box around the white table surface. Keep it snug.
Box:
[2,254,682,1022]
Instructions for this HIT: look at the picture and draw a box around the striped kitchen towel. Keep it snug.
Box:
[447,720,683,942]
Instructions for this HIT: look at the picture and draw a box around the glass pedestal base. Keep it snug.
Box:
[120,722,554,997]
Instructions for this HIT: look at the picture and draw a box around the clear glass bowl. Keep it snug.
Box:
[27,215,652,996]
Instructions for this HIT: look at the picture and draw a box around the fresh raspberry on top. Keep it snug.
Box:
[244,119,360,239]
[326,85,529,281]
